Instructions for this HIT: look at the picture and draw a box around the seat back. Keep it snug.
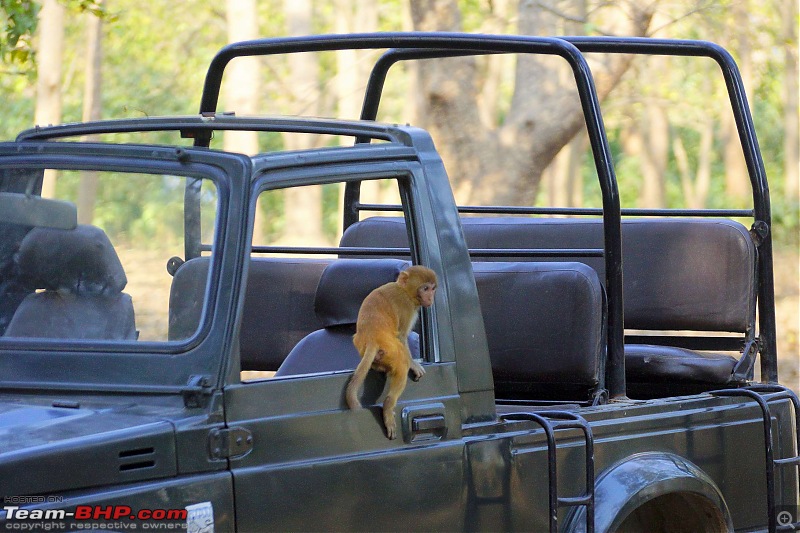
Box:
[275,259,416,377]
[341,216,756,334]
[169,257,331,370]
[472,261,605,401]
[5,225,136,340]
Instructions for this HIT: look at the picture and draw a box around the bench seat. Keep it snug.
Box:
[340,216,757,396]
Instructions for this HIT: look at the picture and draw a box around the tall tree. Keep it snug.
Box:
[34,0,65,198]
[282,0,326,245]
[78,2,104,224]
[782,0,799,201]
[722,0,754,203]
[674,115,714,209]
[335,0,384,225]
[409,0,655,205]
[225,0,263,241]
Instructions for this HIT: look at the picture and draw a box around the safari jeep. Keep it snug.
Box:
[0,34,797,532]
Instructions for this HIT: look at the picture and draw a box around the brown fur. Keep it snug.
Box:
[346,266,437,439]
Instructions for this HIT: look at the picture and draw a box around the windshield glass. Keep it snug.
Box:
[0,166,218,345]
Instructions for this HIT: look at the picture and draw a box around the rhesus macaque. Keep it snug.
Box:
[346,265,438,439]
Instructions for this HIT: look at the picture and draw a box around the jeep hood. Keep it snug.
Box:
[0,401,177,497]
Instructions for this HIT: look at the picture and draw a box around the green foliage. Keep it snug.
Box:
[54,170,218,248]
[0,0,109,72]
[61,0,109,19]
[0,0,39,69]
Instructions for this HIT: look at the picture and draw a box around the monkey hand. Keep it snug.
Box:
[410,360,426,382]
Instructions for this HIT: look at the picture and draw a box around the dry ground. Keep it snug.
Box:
[119,245,800,392]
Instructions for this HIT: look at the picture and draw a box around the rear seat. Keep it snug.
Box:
[274,259,419,377]
[340,216,757,396]
[273,258,604,403]
[472,261,605,402]
[169,256,331,370]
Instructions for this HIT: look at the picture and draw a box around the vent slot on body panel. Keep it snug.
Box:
[119,447,156,472]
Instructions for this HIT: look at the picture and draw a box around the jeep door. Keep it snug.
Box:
[222,155,467,531]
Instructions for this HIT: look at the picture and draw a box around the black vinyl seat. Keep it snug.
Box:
[341,216,757,397]
[472,261,606,402]
[5,225,136,341]
[275,259,419,377]
[169,256,331,370]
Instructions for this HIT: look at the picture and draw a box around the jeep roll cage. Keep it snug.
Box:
[193,33,776,399]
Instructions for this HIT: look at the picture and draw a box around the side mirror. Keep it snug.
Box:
[0,193,78,230]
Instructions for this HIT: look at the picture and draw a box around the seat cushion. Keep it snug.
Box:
[6,292,136,340]
[169,257,331,370]
[472,261,605,401]
[314,259,410,327]
[275,325,420,377]
[625,344,737,384]
[16,225,127,295]
[6,225,136,341]
[342,216,756,332]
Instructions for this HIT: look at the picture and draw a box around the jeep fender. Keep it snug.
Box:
[565,452,733,532]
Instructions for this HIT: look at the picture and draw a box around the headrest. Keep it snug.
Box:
[314,259,410,327]
[15,225,127,295]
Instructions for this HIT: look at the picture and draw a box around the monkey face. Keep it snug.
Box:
[417,282,436,308]
[397,265,438,308]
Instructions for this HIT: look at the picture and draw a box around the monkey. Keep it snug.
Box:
[346,265,437,439]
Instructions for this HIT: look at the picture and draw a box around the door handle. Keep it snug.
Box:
[402,403,448,442]
[412,414,446,432]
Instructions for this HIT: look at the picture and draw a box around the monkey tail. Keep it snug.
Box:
[346,343,379,410]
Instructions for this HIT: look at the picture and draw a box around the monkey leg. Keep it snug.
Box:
[402,342,425,382]
[382,359,410,440]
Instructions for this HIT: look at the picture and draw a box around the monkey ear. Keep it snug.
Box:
[397,270,410,285]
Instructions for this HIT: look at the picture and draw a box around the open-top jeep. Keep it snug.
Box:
[0,34,796,532]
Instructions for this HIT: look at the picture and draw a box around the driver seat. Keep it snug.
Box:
[5,225,137,341]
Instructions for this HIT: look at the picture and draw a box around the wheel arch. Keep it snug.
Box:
[566,452,733,533]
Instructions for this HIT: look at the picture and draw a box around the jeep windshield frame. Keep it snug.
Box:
[0,142,249,396]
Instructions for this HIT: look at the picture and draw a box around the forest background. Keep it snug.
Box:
[0,0,798,386]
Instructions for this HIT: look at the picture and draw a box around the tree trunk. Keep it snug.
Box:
[224,0,260,152]
[35,0,65,199]
[673,115,714,210]
[640,103,668,208]
[78,4,103,225]
[695,116,714,208]
[335,0,382,231]
[409,0,654,206]
[476,0,514,129]
[283,0,326,245]
[225,0,263,242]
[782,0,799,201]
[722,0,754,203]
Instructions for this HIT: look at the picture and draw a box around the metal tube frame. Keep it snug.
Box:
[196,32,627,398]
[194,32,779,396]
[348,35,777,389]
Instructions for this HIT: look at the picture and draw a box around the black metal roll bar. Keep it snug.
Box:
[348,35,777,393]
[196,33,779,397]
[196,32,627,398]
[562,37,776,383]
